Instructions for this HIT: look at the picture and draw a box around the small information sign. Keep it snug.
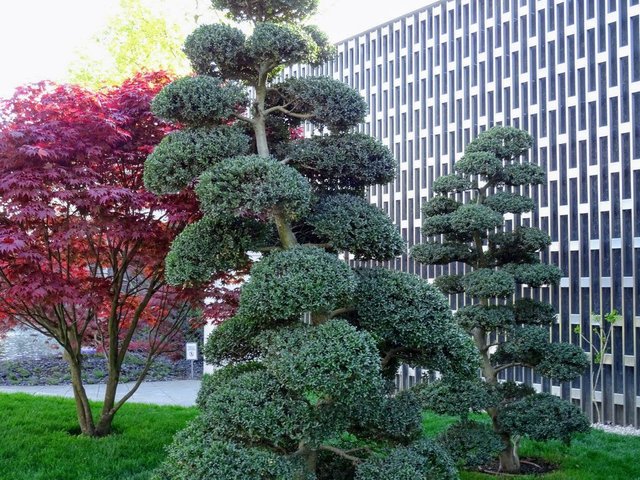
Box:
[186,342,198,360]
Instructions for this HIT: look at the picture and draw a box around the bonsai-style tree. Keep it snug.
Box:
[144,1,478,478]
[0,72,203,437]
[411,126,590,473]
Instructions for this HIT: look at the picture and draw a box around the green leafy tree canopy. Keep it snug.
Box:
[146,1,477,479]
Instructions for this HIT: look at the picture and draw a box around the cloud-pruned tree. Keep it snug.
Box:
[411,126,590,473]
[145,1,477,478]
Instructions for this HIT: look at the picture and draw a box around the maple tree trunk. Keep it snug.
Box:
[95,369,120,436]
[65,351,97,436]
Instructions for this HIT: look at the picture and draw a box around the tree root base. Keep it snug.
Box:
[476,457,557,476]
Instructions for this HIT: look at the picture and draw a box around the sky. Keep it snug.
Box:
[0,0,429,98]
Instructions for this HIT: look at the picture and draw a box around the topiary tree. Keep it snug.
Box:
[411,126,590,473]
[145,1,478,478]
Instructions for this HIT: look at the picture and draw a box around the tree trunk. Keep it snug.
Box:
[273,208,298,248]
[95,368,120,436]
[253,77,270,158]
[310,312,328,326]
[65,351,96,436]
[254,114,270,157]
[473,326,522,473]
[302,447,317,478]
[498,437,521,473]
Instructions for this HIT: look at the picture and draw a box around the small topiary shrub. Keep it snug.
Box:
[437,421,504,469]
[355,439,458,480]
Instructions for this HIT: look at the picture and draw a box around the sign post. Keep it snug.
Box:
[185,342,198,379]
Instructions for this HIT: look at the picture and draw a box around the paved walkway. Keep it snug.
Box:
[0,380,201,407]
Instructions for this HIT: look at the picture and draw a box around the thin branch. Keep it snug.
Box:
[381,347,406,368]
[262,105,314,119]
[302,243,332,249]
[481,341,500,353]
[329,307,355,319]
[231,112,254,124]
[493,362,535,375]
[319,445,363,464]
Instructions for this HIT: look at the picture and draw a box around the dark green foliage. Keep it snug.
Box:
[196,362,264,408]
[416,379,497,418]
[144,126,250,194]
[498,393,591,444]
[183,22,332,82]
[270,77,368,132]
[197,370,318,448]
[302,25,336,65]
[491,327,587,382]
[489,226,551,264]
[285,133,395,194]
[353,268,479,380]
[433,274,465,295]
[183,24,250,79]
[261,320,384,415]
[513,298,556,325]
[355,439,458,480]
[462,268,515,298]
[411,241,473,265]
[536,343,591,382]
[491,325,549,368]
[421,196,461,216]
[455,151,503,177]
[463,126,534,161]
[246,22,320,68]
[151,76,247,125]
[366,391,423,442]
[503,262,563,287]
[450,204,504,234]
[212,0,319,23]
[500,162,546,186]
[238,246,356,322]
[432,174,471,194]
[196,155,311,221]
[165,215,263,285]
[437,420,504,468]
[153,424,310,480]
[422,212,455,236]
[494,380,536,402]
[483,191,535,214]
[309,194,405,261]
[202,315,266,366]
[455,304,515,331]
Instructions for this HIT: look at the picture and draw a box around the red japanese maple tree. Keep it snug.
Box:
[0,72,203,436]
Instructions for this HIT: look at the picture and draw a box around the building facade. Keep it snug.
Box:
[291,0,640,426]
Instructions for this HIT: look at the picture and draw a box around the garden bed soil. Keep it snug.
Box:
[477,457,557,476]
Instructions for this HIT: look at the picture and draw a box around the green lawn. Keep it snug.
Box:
[423,412,640,480]
[0,393,197,480]
[1,393,638,480]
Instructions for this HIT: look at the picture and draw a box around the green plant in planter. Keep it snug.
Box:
[145,1,477,478]
[411,126,590,474]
